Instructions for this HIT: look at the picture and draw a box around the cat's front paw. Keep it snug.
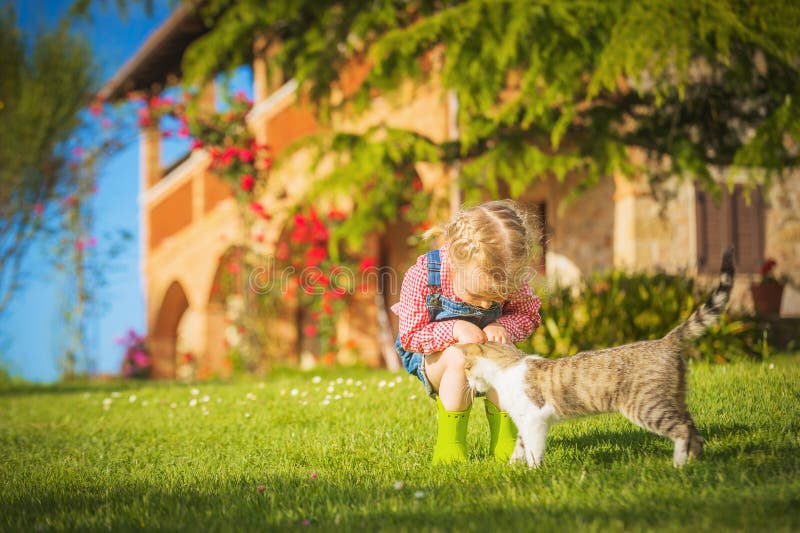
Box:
[509,436,526,464]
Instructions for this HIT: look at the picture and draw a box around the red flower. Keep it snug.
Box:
[75,239,85,252]
[162,130,172,139]
[305,247,327,267]
[178,125,190,138]
[321,301,333,314]
[89,101,103,117]
[239,148,254,163]
[101,118,112,129]
[760,258,777,277]
[191,139,204,151]
[220,146,238,166]
[33,202,44,216]
[60,195,77,208]
[303,324,318,337]
[359,257,378,272]
[264,156,273,170]
[311,220,329,243]
[226,263,241,274]
[240,174,255,192]
[327,209,347,221]
[412,178,423,191]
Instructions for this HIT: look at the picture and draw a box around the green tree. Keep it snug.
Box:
[0,6,97,313]
[180,0,798,225]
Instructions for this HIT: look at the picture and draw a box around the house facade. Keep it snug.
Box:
[101,5,800,378]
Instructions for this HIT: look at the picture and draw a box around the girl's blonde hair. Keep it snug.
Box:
[428,199,539,299]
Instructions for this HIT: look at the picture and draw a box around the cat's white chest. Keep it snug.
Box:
[496,363,557,421]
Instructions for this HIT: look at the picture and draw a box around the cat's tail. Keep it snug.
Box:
[666,246,735,345]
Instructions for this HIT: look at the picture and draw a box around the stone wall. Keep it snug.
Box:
[765,171,800,317]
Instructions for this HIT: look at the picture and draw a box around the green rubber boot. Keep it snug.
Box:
[431,396,471,465]
[485,400,518,462]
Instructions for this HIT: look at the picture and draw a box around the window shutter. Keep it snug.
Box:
[696,190,725,273]
[731,185,765,274]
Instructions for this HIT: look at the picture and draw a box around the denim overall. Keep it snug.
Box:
[395,249,503,397]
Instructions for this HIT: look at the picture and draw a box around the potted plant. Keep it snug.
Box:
[751,258,784,315]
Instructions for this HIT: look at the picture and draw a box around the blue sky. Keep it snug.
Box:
[0,0,204,381]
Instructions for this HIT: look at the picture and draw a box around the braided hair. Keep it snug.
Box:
[442,200,539,300]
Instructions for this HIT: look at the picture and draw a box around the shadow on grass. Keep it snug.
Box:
[4,468,799,532]
[543,421,757,466]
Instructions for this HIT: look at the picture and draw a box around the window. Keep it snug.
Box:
[695,185,765,274]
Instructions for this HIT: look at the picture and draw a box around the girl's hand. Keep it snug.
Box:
[483,323,511,344]
[453,320,487,344]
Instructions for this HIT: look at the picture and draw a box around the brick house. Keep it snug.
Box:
[100,4,800,378]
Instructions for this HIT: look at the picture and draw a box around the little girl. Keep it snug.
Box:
[392,199,542,464]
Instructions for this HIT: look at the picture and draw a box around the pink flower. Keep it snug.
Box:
[33,203,44,216]
[89,101,103,116]
[162,130,172,139]
[71,146,85,158]
[75,239,86,252]
[87,236,97,247]
[238,148,254,163]
[257,485,265,493]
[309,471,317,480]
[178,125,190,138]
[137,107,151,127]
[132,350,150,367]
[240,174,255,192]
[190,139,204,150]
[101,118,112,129]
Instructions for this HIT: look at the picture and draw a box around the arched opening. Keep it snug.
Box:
[150,280,189,379]
[205,246,247,377]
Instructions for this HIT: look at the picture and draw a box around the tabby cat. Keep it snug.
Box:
[463,248,734,468]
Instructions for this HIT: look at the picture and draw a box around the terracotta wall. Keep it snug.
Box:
[149,181,193,249]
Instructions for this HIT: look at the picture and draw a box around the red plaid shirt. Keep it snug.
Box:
[391,245,542,353]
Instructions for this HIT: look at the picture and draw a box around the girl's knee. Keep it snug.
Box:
[442,345,467,371]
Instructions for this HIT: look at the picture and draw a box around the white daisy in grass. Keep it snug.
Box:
[378,380,387,388]
[246,392,257,401]
[189,398,198,407]
[190,388,199,396]
[393,481,405,490]
[170,402,177,409]
[102,398,112,410]
[413,491,425,499]
[311,376,322,384]
[111,391,120,398]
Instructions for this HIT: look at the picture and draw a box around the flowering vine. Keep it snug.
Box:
[131,89,378,371]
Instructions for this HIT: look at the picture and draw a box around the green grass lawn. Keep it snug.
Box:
[1,355,799,532]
